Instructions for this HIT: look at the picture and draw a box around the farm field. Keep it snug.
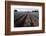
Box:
[14,12,39,27]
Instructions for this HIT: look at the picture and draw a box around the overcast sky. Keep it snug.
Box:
[15,8,38,12]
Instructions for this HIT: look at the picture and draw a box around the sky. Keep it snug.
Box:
[15,8,38,12]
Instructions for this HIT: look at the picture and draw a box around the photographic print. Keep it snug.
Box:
[14,8,39,27]
[11,5,42,32]
[5,1,45,35]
